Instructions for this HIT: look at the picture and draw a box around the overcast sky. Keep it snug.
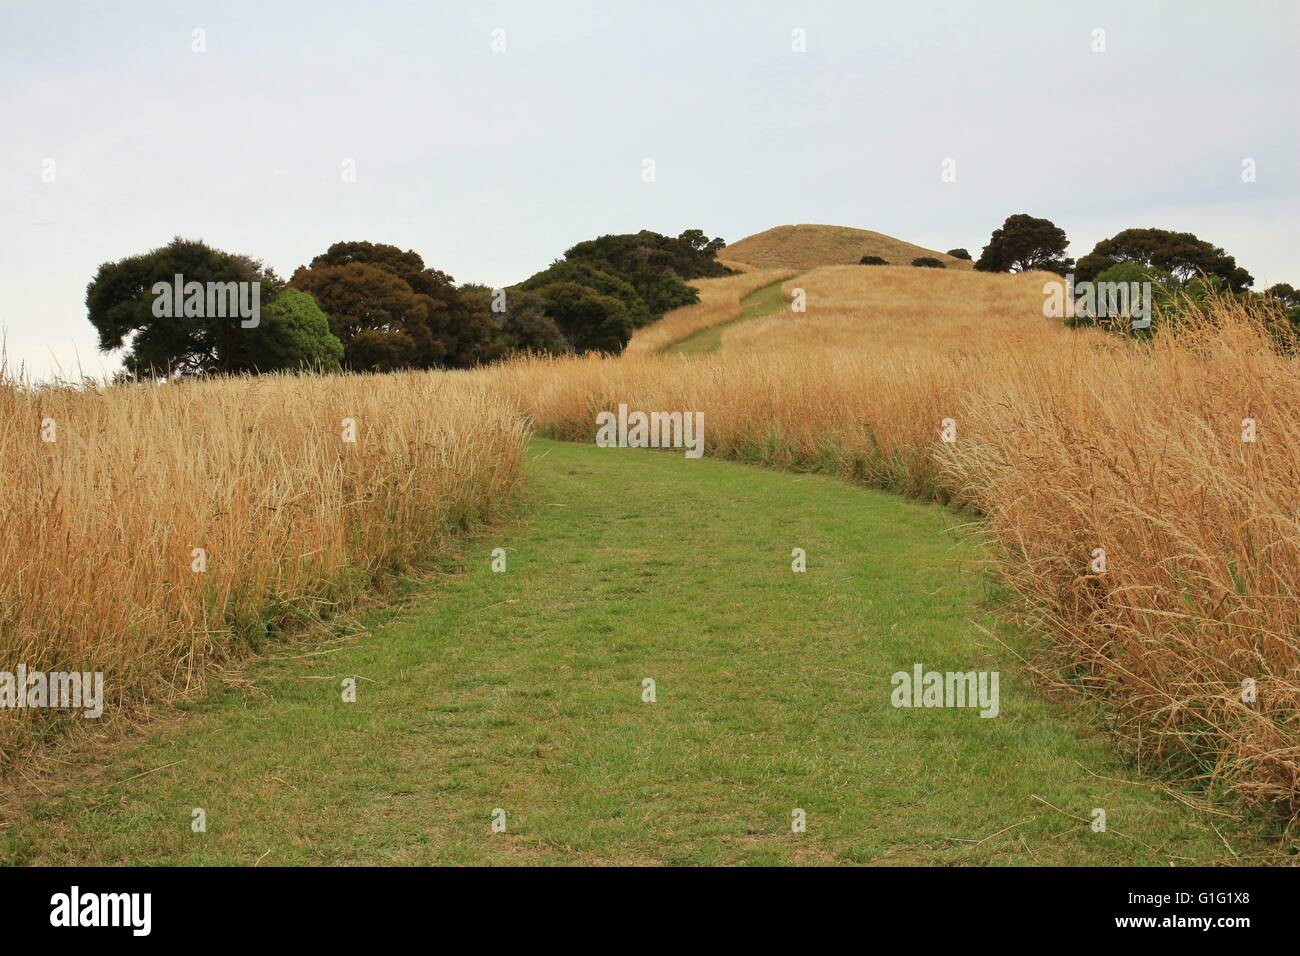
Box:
[2,0,1297,381]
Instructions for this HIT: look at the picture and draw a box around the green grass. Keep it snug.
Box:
[664,278,787,355]
[0,439,1263,865]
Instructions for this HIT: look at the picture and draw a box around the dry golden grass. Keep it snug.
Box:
[624,268,796,355]
[485,266,1300,823]
[722,223,975,271]
[0,371,528,768]
[946,302,1300,816]
[726,264,1061,353]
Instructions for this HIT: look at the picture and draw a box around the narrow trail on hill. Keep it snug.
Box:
[664,277,789,355]
[1,439,1252,865]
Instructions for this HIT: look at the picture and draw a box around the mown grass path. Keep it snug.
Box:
[1,439,1255,864]
[664,277,788,354]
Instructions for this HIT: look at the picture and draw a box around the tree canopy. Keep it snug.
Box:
[86,237,341,377]
[1074,228,1253,291]
[562,229,734,317]
[290,241,494,371]
[517,260,651,328]
[974,214,1073,275]
[530,282,633,354]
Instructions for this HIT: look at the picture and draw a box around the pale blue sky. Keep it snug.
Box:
[2,0,1297,380]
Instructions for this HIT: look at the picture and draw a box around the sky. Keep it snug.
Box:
[2,0,1297,382]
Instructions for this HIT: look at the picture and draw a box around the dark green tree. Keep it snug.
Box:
[1263,283,1299,309]
[459,284,571,360]
[974,214,1073,275]
[83,236,346,377]
[911,257,946,269]
[517,260,651,327]
[1074,228,1253,291]
[946,248,972,260]
[562,229,734,317]
[860,255,888,265]
[533,282,633,354]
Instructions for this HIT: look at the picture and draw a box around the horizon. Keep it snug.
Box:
[3,0,1297,381]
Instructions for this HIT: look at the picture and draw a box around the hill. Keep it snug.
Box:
[721,223,974,271]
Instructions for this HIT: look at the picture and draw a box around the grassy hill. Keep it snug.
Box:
[721,224,974,272]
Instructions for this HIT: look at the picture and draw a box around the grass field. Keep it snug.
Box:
[664,278,789,355]
[0,439,1265,865]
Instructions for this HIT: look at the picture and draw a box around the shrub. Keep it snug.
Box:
[910,257,946,269]
[859,255,888,265]
[946,248,972,260]
[252,288,344,372]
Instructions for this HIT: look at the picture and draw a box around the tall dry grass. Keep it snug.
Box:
[947,299,1300,815]
[624,268,796,355]
[485,266,1300,822]
[0,371,528,769]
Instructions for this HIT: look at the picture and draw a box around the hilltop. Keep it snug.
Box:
[720,223,974,271]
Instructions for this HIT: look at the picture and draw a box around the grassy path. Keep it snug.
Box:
[664,277,788,354]
[0,439,1254,865]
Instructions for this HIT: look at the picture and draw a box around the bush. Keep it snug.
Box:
[859,255,888,266]
[252,288,344,372]
[946,248,972,260]
[910,257,946,269]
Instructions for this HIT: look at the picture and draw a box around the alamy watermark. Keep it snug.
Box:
[151,274,260,328]
[891,663,999,718]
[0,665,104,718]
[1043,273,1152,329]
[595,403,704,459]
[50,886,150,936]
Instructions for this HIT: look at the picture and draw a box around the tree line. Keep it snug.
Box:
[962,213,1298,325]
[86,229,734,378]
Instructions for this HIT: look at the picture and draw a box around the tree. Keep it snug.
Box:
[291,262,434,371]
[517,260,651,327]
[1074,228,1253,291]
[459,284,571,360]
[290,241,494,370]
[1264,283,1300,309]
[974,214,1073,275]
[563,229,734,317]
[911,257,946,269]
[533,282,633,354]
[946,248,972,260]
[860,255,888,265]
[83,236,340,377]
